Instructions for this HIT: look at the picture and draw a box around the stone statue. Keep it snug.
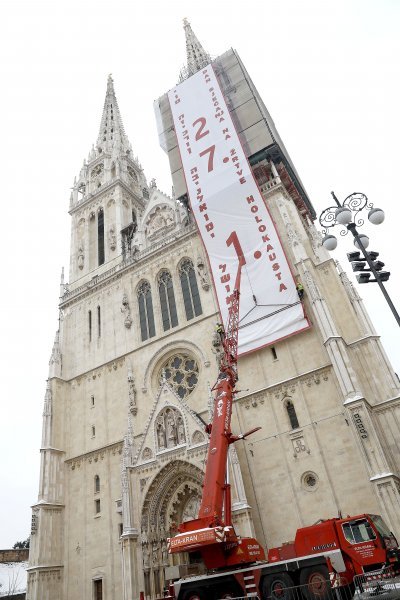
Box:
[177,418,186,444]
[166,415,177,447]
[108,225,116,251]
[127,367,137,414]
[152,543,159,567]
[197,256,210,290]
[162,541,168,565]
[77,244,84,270]
[157,424,166,449]
[142,544,150,569]
[121,294,132,329]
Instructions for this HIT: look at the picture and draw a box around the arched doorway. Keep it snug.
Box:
[140,460,203,598]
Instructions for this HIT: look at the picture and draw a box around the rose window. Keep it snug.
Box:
[159,353,199,399]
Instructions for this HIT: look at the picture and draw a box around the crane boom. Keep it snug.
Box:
[168,234,265,568]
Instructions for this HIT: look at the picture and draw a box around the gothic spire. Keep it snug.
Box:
[183,19,211,76]
[96,74,132,156]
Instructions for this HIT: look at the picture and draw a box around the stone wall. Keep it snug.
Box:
[0,549,29,563]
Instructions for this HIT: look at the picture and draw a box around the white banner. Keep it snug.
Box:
[168,66,309,355]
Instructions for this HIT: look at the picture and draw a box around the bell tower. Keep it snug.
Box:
[69,75,149,282]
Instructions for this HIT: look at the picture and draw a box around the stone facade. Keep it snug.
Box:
[28,24,400,600]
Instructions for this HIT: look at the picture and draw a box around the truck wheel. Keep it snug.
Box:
[263,573,294,600]
[299,565,330,600]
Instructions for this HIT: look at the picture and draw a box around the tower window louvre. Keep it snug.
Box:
[88,310,92,341]
[97,306,101,337]
[179,259,202,320]
[137,281,156,341]
[286,400,300,430]
[93,578,103,599]
[98,209,105,266]
[158,271,178,331]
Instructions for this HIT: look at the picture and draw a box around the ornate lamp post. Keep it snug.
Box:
[319,191,400,327]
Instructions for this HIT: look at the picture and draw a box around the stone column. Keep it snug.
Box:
[121,531,141,600]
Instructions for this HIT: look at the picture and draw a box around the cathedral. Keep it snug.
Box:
[27,21,400,600]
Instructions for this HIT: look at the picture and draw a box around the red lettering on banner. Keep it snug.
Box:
[219,263,234,306]
[193,117,209,141]
[202,69,211,84]
[222,128,231,141]
[177,113,192,155]
[168,66,307,352]
[172,89,181,105]
[243,194,288,293]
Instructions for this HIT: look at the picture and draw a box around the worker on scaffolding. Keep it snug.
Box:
[296,282,304,300]
[216,322,225,343]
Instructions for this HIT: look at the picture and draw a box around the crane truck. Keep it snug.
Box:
[161,241,400,600]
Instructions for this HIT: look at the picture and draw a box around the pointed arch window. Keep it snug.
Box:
[286,400,299,430]
[98,208,105,266]
[158,271,178,331]
[94,475,100,494]
[137,281,156,341]
[179,259,202,320]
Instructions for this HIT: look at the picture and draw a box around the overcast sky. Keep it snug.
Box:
[0,0,399,548]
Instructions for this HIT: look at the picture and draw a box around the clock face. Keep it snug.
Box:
[91,163,104,178]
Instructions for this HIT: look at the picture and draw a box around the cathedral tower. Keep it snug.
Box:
[28,22,400,600]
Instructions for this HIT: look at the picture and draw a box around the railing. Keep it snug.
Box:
[259,177,280,194]
[216,579,354,600]
[60,223,196,304]
[354,566,400,597]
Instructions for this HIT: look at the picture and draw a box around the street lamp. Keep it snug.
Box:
[319,191,400,327]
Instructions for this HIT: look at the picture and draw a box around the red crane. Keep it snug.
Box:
[167,232,265,569]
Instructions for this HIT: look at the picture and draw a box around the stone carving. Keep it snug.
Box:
[230,446,240,464]
[292,436,308,457]
[157,423,166,449]
[182,496,200,522]
[142,447,153,460]
[158,353,199,399]
[108,225,116,251]
[155,407,185,451]
[121,294,132,329]
[192,430,205,444]
[152,543,158,566]
[177,417,186,444]
[302,268,322,302]
[145,205,175,238]
[161,541,169,565]
[127,367,137,415]
[77,243,84,270]
[335,260,361,302]
[196,255,210,291]
[306,219,324,259]
[142,543,150,569]
[167,415,177,445]
[281,208,300,247]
